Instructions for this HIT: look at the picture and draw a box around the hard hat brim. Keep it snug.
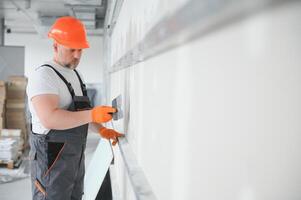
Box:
[48,32,90,49]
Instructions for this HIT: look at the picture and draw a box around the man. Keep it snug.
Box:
[26,16,123,200]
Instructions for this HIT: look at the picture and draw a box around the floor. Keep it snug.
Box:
[0,132,101,200]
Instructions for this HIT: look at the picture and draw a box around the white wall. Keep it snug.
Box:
[108,0,189,67]
[0,46,25,80]
[4,33,104,84]
[107,1,301,200]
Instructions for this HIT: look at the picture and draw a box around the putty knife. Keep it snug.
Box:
[111,95,123,120]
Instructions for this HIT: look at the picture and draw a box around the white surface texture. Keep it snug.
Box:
[107,1,301,200]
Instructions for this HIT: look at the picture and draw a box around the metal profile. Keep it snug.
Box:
[106,0,124,36]
[109,93,156,199]
[108,0,293,73]
[117,137,157,200]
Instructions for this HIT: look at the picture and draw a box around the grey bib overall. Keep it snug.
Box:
[30,64,91,200]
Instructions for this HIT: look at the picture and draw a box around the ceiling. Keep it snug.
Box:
[0,0,107,36]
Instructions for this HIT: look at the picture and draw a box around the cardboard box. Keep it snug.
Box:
[0,118,4,129]
[8,76,28,83]
[6,111,27,128]
[0,102,5,116]
[6,120,27,128]
[6,100,26,110]
[6,87,26,100]
[0,81,6,102]
[6,76,27,100]
[6,112,26,121]
[6,82,27,90]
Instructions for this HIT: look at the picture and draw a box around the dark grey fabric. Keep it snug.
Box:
[29,65,91,200]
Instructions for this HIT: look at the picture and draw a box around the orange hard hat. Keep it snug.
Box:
[48,16,89,49]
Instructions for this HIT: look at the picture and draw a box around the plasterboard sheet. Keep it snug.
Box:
[84,139,113,200]
[107,1,301,199]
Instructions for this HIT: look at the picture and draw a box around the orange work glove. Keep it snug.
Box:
[99,127,124,146]
[91,106,116,123]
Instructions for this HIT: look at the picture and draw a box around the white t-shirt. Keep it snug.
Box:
[27,60,85,135]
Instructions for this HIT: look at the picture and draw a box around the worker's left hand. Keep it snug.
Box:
[99,127,124,146]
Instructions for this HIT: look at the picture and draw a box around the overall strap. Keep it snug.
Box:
[41,64,75,98]
[73,69,88,97]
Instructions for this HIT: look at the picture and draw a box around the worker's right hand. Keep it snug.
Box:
[91,106,116,123]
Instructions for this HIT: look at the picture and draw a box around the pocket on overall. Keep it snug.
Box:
[30,148,47,197]
[45,142,65,176]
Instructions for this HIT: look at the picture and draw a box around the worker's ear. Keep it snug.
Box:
[53,42,58,53]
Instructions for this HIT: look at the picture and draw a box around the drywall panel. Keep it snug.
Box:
[107,1,301,200]
[108,0,189,67]
[109,69,137,200]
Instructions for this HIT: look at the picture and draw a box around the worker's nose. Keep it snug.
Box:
[73,49,82,59]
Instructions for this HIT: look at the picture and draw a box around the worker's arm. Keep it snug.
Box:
[32,94,115,130]
[32,94,91,130]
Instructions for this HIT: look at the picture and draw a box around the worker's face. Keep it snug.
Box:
[54,42,82,69]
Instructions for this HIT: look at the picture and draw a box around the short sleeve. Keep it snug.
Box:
[26,67,60,100]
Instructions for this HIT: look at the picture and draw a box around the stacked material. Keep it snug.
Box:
[1,129,23,154]
[0,81,6,129]
[0,138,19,161]
[0,129,22,162]
[5,76,28,150]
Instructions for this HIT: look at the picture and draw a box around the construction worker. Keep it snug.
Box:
[26,16,123,200]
